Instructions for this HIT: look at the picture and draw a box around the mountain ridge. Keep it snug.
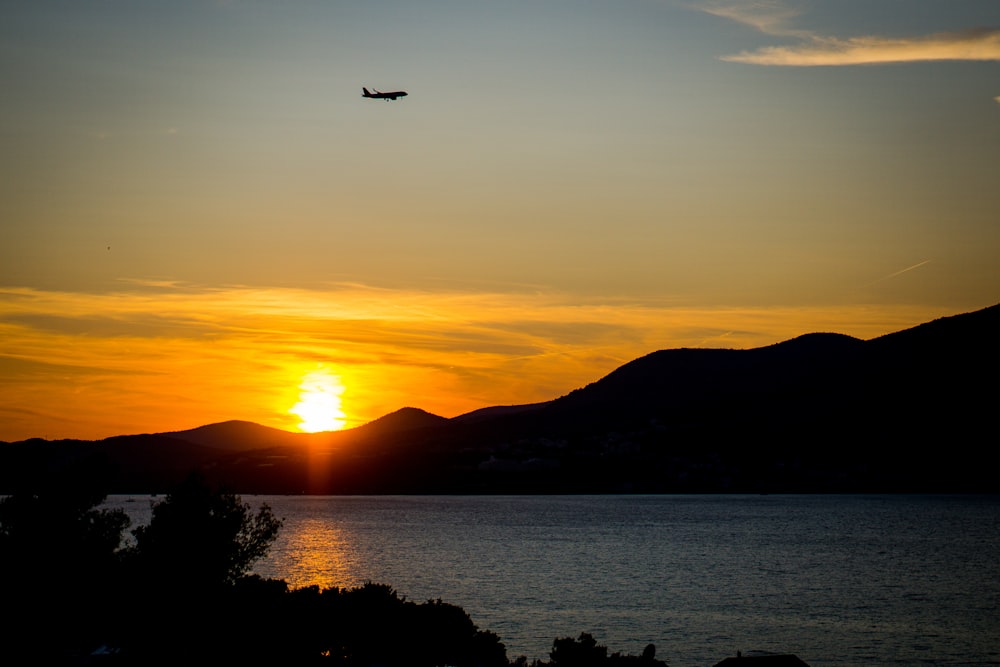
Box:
[3,303,997,493]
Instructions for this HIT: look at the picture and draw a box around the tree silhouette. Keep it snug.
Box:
[0,456,130,661]
[126,471,282,590]
[535,633,668,667]
[1,468,671,666]
[550,633,608,667]
[308,582,510,667]
[115,472,283,662]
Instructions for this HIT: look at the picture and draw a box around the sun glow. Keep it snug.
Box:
[290,369,348,432]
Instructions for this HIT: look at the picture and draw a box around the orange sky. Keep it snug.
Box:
[0,282,968,441]
[2,1,998,440]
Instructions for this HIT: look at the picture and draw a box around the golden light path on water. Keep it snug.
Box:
[267,518,353,591]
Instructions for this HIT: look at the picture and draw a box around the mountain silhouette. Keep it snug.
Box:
[2,303,997,494]
[355,406,451,436]
[163,420,304,451]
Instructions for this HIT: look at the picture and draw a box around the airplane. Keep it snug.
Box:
[362,87,408,101]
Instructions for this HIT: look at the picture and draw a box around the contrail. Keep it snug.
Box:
[868,259,931,286]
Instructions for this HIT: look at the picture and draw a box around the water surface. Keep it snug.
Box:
[107,494,1000,667]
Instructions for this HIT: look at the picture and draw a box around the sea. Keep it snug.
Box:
[103,494,1000,667]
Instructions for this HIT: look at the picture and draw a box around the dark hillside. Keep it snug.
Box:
[353,407,451,437]
[164,420,304,451]
[426,307,997,493]
[2,303,997,494]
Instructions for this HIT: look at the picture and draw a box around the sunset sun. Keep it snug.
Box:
[290,369,347,432]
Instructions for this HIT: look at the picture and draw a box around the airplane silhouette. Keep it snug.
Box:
[362,87,407,101]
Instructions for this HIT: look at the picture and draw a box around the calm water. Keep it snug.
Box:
[105,494,1000,667]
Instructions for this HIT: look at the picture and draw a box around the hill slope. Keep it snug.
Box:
[2,304,997,493]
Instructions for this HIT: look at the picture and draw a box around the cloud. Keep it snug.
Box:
[696,2,1000,100]
[0,282,953,440]
[723,29,1000,66]
[866,260,932,287]
[696,0,808,38]
[697,2,1000,65]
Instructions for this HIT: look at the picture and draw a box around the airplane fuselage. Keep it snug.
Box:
[362,87,407,101]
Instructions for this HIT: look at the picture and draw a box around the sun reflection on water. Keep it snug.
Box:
[264,517,354,591]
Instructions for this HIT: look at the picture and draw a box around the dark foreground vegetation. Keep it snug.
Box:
[0,462,667,667]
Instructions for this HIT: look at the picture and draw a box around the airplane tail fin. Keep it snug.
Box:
[362,87,372,96]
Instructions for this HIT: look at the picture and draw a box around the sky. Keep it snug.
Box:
[2,0,999,441]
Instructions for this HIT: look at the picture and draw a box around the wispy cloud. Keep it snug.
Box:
[0,283,950,440]
[696,0,808,38]
[866,260,932,287]
[723,29,1000,66]
[697,1,1000,65]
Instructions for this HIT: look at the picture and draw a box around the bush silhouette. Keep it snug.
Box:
[532,633,668,667]
[280,582,510,667]
[550,633,608,667]
[115,472,283,661]
[0,456,130,661]
[0,466,666,666]
[126,471,282,590]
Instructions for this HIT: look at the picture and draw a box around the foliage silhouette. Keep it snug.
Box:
[547,632,608,667]
[114,472,284,662]
[283,582,512,667]
[0,455,130,661]
[1,467,668,666]
[92,474,510,666]
[528,633,668,667]
[125,471,282,589]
